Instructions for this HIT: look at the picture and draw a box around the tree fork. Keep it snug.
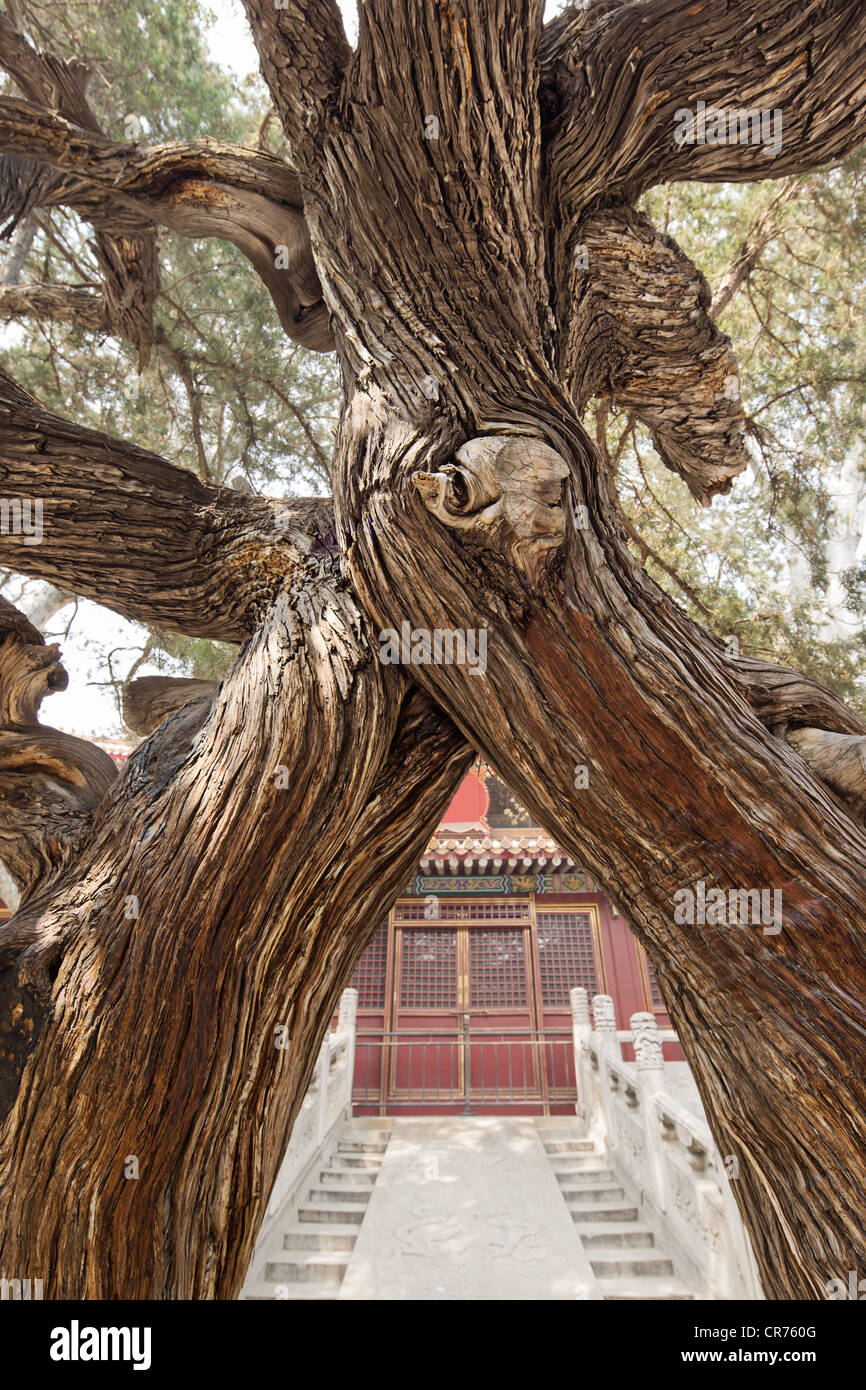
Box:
[0,530,471,1297]
[242,0,866,1298]
[0,0,864,1304]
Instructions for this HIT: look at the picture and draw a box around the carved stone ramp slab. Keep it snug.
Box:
[337,1117,601,1300]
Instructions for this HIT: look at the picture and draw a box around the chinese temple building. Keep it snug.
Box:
[349,765,683,1116]
[0,745,683,1121]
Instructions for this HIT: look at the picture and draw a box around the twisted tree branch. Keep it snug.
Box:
[0,14,159,361]
[0,281,108,331]
[0,595,117,898]
[241,0,351,157]
[542,0,866,219]
[0,99,331,350]
[0,367,334,640]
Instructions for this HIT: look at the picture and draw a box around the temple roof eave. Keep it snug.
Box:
[419,829,577,877]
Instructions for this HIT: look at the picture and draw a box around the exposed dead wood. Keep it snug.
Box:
[0,595,116,897]
[415,436,570,583]
[734,655,866,739]
[123,676,218,736]
[0,99,331,351]
[559,205,750,503]
[787,728,866,818]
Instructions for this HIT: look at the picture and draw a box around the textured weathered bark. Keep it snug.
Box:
[122,676,219,737]
[1,0,866,1301]
[0,594,116,897]
[0,98,330,350]
[0,495,471,1297]
[0,12,159,361]
[0,280,109,331]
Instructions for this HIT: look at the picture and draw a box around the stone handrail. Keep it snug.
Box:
[570,987,762,1300]
[254,988,358,1245]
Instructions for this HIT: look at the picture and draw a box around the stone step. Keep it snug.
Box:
[240,1280,338,1301]
[556,1162,617,1184]
[309,1185,371,1205]
[569,1201,639,1223]
[265,1252,349,1285]
[553,1156,615,1173]
[536,1126,586,1139]
[318,1168,377,1187]
[543,1139,597,1154]
[298,1201,366,1224]
[562,1184,626,1204]
[332,1153,384,1169]
[283,1226,359,1252]
[579,1224,655,1249]
[590,1250,675,1279]
[343,1128,392,1144]
[600,1276,696,1301]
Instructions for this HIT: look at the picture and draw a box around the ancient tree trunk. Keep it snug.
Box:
[245,0,866,1299]
[0,381,471,1297]
[1,0,866,1300]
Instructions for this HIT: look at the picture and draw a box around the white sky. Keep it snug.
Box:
[204,0,263,75]
[205,0,358,74]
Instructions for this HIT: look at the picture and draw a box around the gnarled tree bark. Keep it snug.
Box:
[1,0,865,1301]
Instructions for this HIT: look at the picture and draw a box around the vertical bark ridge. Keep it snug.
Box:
[0,549,470,1297]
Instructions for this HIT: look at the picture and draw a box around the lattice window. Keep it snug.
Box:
[399,929,458,1008]
[349,921,389,1009]
[536,911,598,1006]
[644,952,665,1012]
[395,900,529,922]
[469,929,527,1007]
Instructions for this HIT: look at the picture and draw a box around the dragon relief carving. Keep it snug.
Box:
[413,435,570,581]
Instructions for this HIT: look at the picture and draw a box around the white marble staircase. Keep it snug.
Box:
[538,1122,697,1300]
[241,1124,391,1300]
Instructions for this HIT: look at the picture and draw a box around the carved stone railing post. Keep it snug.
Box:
[566,1001,763,1300]
[338,986,358,1118]
[592,993,620,1059]
[570,986,591,1124]
[592,993,620,1146]
[631,1011,668,1210]
[337,986,358,1032]
[315,1035,331,1145]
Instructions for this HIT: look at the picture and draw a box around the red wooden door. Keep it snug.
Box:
[350,897,600,1114]
[390,923,463,1107]
[534,907,603,1107]
[387,899,543,1112]
[465,925,540,1109]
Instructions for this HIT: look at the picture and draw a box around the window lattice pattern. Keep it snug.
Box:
[469,930,527,1007]
[349,921,388,1008]
[645,954,665,1012]
[396,900,529,922]
[399,930,458,1008]
[536,912,598,1006]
